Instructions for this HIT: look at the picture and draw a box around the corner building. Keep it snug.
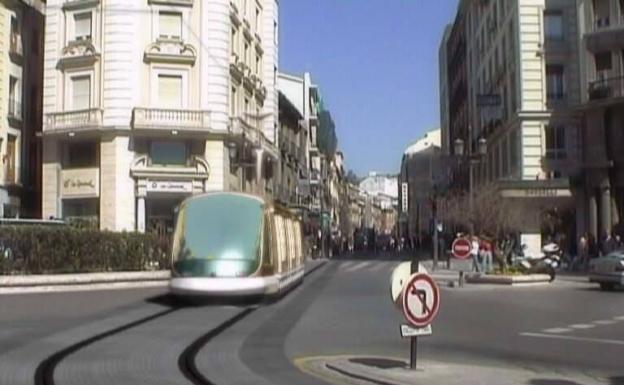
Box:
[443,0,584,256]
[42,0,279,233]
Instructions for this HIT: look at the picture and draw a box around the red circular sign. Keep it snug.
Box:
[452,238,472,260]
[402,273,440,328]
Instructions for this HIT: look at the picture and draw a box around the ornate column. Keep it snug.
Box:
[255,147,264,195]
[600,184,612,237]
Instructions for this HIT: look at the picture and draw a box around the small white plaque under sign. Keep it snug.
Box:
[400,324,432,338]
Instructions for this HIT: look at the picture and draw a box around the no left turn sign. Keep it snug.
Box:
[402,273,440,328]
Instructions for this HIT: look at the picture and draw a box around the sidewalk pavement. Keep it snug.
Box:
[295,355,609,385]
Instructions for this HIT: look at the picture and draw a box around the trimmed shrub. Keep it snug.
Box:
[0,226,170,275]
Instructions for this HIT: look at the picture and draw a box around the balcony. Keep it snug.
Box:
[584,15,624,52]
[588,76,624,102]
[44,108,103,134]
[9,34,23,63]
[147,0,193,6]
[132,108,212,135]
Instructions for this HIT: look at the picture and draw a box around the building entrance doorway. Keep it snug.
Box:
[146,196,187,247]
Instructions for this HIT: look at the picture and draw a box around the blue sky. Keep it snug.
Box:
[279,0,458,176]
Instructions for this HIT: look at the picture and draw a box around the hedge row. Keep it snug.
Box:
[0,226,170,275]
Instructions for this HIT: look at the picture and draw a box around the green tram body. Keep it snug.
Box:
[170,192,305,296]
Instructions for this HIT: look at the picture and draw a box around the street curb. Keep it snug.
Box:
[465,273,552,285]
[0,271,171,295]
[0,259,329,295]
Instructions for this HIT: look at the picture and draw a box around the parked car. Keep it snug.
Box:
[588,250,624,291]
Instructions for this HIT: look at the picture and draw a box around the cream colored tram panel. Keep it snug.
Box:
[274,215,287,274]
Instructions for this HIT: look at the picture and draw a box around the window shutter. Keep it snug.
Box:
[158,75,182,108]
[72,76,90,110]
[74,13,92,40]
[159,12,182,39]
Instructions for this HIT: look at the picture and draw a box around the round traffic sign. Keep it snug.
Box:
[452,237,472,260]
[390,262,428,308]
[402,273,440,328]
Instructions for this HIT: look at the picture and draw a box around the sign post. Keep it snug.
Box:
[401,273,440,370]
[451,237,472,282]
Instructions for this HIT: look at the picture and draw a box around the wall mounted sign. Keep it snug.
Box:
[61,168,100,198]
[146,180,193,194]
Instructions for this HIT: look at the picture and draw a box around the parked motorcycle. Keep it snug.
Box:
[512,243,562,282]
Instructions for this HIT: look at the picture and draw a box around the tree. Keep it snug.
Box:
[438,183,530,271]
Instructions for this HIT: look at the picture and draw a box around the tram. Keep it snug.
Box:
[169,192,305,296]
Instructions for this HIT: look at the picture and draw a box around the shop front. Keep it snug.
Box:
[499,179,576,257]
[59,167,100,227]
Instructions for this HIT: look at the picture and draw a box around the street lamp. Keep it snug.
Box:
[453,135,487,235]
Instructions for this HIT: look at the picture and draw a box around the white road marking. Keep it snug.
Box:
[542,328,572,334]
[369,263,386,272]
[345,262,370,272]
[569,324,596,330]
[614,316,624,321]
[339,261,357,270]
[593,320,617,326]
[521,333,624,346]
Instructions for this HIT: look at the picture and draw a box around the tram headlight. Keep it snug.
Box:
[215,260,240,277]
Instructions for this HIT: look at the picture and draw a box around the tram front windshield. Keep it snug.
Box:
[171,195,263,278]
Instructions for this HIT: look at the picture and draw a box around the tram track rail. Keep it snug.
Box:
[32,260,328,385]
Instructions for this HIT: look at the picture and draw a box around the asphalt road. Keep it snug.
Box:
[0,253,622,385]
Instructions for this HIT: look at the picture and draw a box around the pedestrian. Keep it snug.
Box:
[615,234,623,251]
[480,237,494,274]
[571,234,588,272]
[471,235,481,273]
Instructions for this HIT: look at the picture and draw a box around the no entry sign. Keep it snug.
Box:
[402,273,440,328]
[452,238,472,260]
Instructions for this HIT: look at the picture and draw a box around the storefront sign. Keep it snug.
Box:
[147,180,193,193]
[501,188,572,198]
[61,168,100,198]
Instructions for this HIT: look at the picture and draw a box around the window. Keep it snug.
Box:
[231,27,238,54]
[255,7,260,31]
[546,64,565,100]
[274,20,278,45]
[159,11,182,40]
[545,125,566,160]
[595,51,612,73]
[255,54,261,74]
[158,74,182,108]
[6,135,16,183]
[74,12,92,41]
[244,97,250,114]
[230,86,237,116]
[244,41,250,65]
[544,11,563,41]
[150,141,187,166]
[62,199,99,226]
[8,76,18,117]
[71,75,90,110]
[67,142,98,168]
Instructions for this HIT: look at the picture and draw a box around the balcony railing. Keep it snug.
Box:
[45,108,103,133]
[592,15,624,32]
[132,108,211,132]
[588,76,624,101]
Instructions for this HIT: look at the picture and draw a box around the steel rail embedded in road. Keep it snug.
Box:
[32,260,328,385]
[178,260,328,385]
[178,308,257,385]
[34,308,178,385]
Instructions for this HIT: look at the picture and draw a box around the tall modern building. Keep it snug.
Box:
[577,0,624,241]
[442,0,584,255]
[42,0,279,235]
[0,0,44,218]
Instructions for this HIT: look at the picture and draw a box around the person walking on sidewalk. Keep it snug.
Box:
[471,235,481,273]
[480,237,494,274]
